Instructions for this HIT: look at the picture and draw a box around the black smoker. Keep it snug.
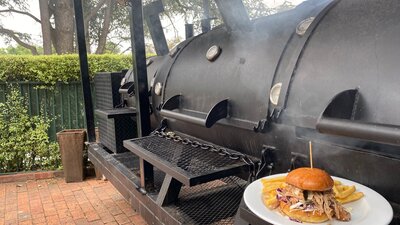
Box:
[85,0,400,224]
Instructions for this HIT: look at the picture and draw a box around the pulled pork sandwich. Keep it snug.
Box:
[277,168,351,223]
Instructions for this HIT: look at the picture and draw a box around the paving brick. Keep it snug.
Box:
[114,213,130,225]
[99,211,115,223]
[31,213,44,219]
[0,178,147,225]
[105,222,118,225]
[17,220,32,225]
[84,211,100,222]
[74,218,89,225]
[70,210,85,220]
[4,219,17,225]
[59,216,75,225]
[4,211,17,221]
[46,214,60,225]
[32,216,46,224]
[129,214,147,225]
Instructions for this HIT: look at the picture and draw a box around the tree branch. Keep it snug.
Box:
[0,28,38,55]
[174,0,192,10]
[84,0,108,25]
[0,9,41,23]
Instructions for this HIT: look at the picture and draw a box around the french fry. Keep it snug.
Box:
[261,176,286,184]
[337,192,364,204]
[262,188,277,197]
[336,185,347,192]
[333,185,340,197]
[263,196,279,209]
[262,182,283,190]
[336,185,356,199]
[334,180,342,185]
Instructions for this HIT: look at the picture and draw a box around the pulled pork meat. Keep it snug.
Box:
[277,184,351,221]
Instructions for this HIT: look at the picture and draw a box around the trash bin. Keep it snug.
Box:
[57,129,86,182]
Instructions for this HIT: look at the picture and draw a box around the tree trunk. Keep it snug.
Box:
[54,0,74,54]
[95,0,114,54]
[39,0,52,54]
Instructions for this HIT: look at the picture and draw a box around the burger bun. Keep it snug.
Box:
[286,167,334,191]
[279,202,329,223]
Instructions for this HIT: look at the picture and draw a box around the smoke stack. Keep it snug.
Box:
[143,0,169,56]
[215,0,252,32]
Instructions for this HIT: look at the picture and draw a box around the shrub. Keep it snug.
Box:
[0,54,132,85]
[0,86,61,172]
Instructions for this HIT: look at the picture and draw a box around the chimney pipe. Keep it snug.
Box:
[185,24,194,39]
[214,0,252,32]
[143,0,169,56]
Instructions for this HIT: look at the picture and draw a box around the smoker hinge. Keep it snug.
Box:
[254,108,283,133]
[269,107,282,121]
[253,119,269,133]
[288,152,308,172]
[255,145,276,179]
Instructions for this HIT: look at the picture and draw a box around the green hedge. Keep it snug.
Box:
[0,54,132,85]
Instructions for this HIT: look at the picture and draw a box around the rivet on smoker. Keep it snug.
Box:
[154,82,163,96]
[296,17,315,36]
[206,45,222,62]
[146,58,153,66]
[169,46,180,57]
[270,83,282,105]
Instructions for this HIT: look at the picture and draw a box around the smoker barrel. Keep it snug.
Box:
[149,0,400,206]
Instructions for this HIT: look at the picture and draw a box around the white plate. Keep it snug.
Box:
[244,173,393,225]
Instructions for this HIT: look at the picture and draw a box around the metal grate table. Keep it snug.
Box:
[123,134,258,186]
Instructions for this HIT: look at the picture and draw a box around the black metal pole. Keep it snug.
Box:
[185,24,194,39]
[73,0,96,142]
[201,0,211,32]
[130,0,151,137]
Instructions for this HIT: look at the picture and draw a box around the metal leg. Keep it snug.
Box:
[73,0,96,142]
[139,159,154,193]
[156,174,182,206]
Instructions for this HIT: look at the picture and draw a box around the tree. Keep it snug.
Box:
[0,0,127,55]
[0,0,296,55]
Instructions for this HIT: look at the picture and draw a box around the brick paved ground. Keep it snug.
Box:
[0,178,147,225]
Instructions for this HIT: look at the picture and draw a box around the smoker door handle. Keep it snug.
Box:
[316,89,400,146]
[316,118,400,145]
[160,94,229,128]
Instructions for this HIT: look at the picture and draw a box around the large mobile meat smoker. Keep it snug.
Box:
[73,0,400,224]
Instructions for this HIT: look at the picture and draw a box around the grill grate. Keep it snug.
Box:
[131,135,252,177]
[165,176,246,225]
[109,150,246,225]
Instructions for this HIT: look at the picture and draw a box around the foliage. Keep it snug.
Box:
[0,86,61,173]
[0,45,44,55]
[0,54,132,85]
